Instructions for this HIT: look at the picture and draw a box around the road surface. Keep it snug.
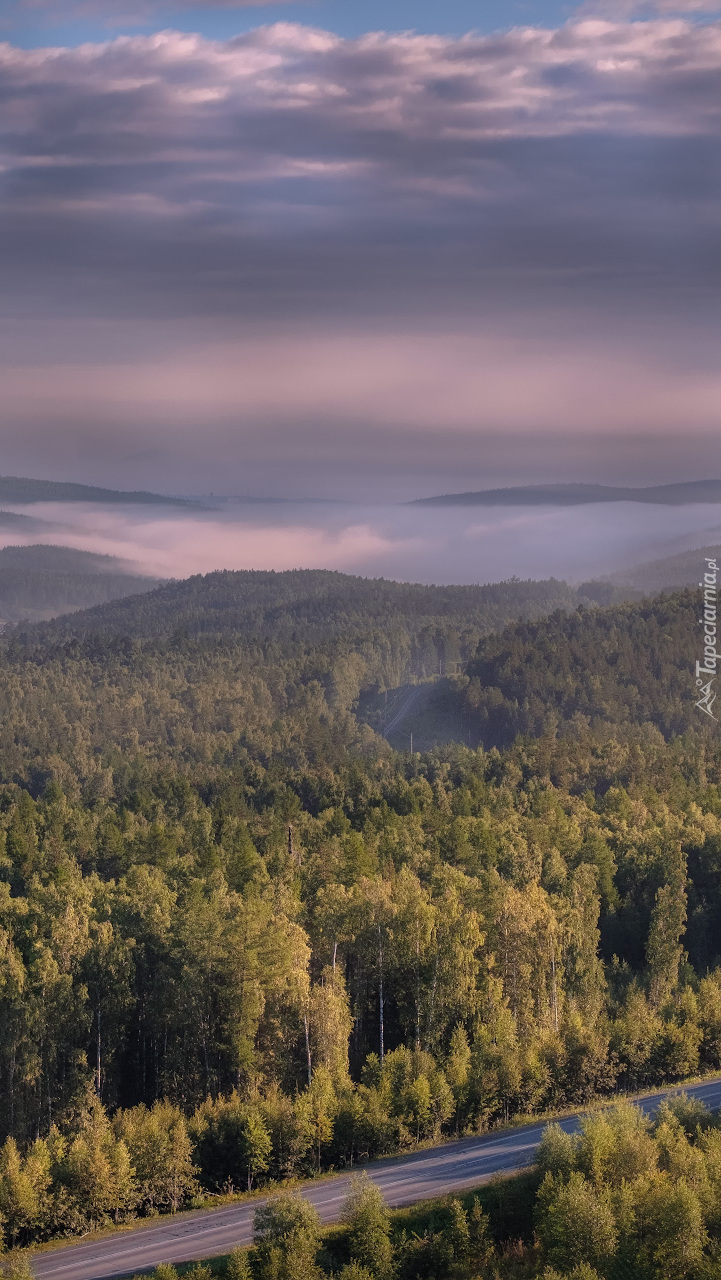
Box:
[33,1077,721,1280]
[383,686,423,738]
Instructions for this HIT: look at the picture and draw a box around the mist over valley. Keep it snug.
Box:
[2,482,721,588]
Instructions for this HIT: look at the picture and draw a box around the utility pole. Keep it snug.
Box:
[410,731,413,754]
[378,923,385,1065]
[288,825,301,867]
[96,1009,101,1097]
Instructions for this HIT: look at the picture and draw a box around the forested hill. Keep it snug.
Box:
[461,590,700,746]
[0,544,161,624]
[0,570,595,781]
[412,479,721,506]
[13,568,587,647]
[0,475,194,505]
[0,575,705,780]
[610,543,721,594]
[2,563,721,1269]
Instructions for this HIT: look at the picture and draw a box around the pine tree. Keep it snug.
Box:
[468,1196,494,1271]
[444,1199,470,1273]
[341,1174,393,1278]
[647,847,687,1010]
[225,1249,252,1280]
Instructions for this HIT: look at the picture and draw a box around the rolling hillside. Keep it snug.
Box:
[0,543,160,623]
[412,480,721,506]
[0,474,196,505]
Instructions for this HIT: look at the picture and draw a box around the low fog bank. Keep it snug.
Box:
[1,499,720,586]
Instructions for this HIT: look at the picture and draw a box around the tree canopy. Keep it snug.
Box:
[0,567,717,1279]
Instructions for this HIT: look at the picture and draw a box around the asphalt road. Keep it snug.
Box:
[383,686,423,737]
[33,1077,721,1280]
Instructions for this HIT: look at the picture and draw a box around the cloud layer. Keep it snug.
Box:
[2,18,721,493]
[5,498,721,583]
[4,19,721,316]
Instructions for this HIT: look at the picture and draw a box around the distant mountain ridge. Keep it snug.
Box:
[0,543,160,624]
[0,544,139,574]
[0,475,196,505]
[0,511,45,528]
[411,480,721,506]
[608,543,721,593]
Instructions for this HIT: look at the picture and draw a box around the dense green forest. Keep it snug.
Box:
[0,546,160,624]
[365,588,702,750]
[459,593,696,747]
[0,568,717,1278]
[20,568,602,645]
[122,1095,721,1279]
[0,569,617,775]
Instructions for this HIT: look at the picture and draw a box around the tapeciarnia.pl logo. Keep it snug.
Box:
[696,557,718,720]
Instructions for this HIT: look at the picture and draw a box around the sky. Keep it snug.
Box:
[2,0,721,501]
